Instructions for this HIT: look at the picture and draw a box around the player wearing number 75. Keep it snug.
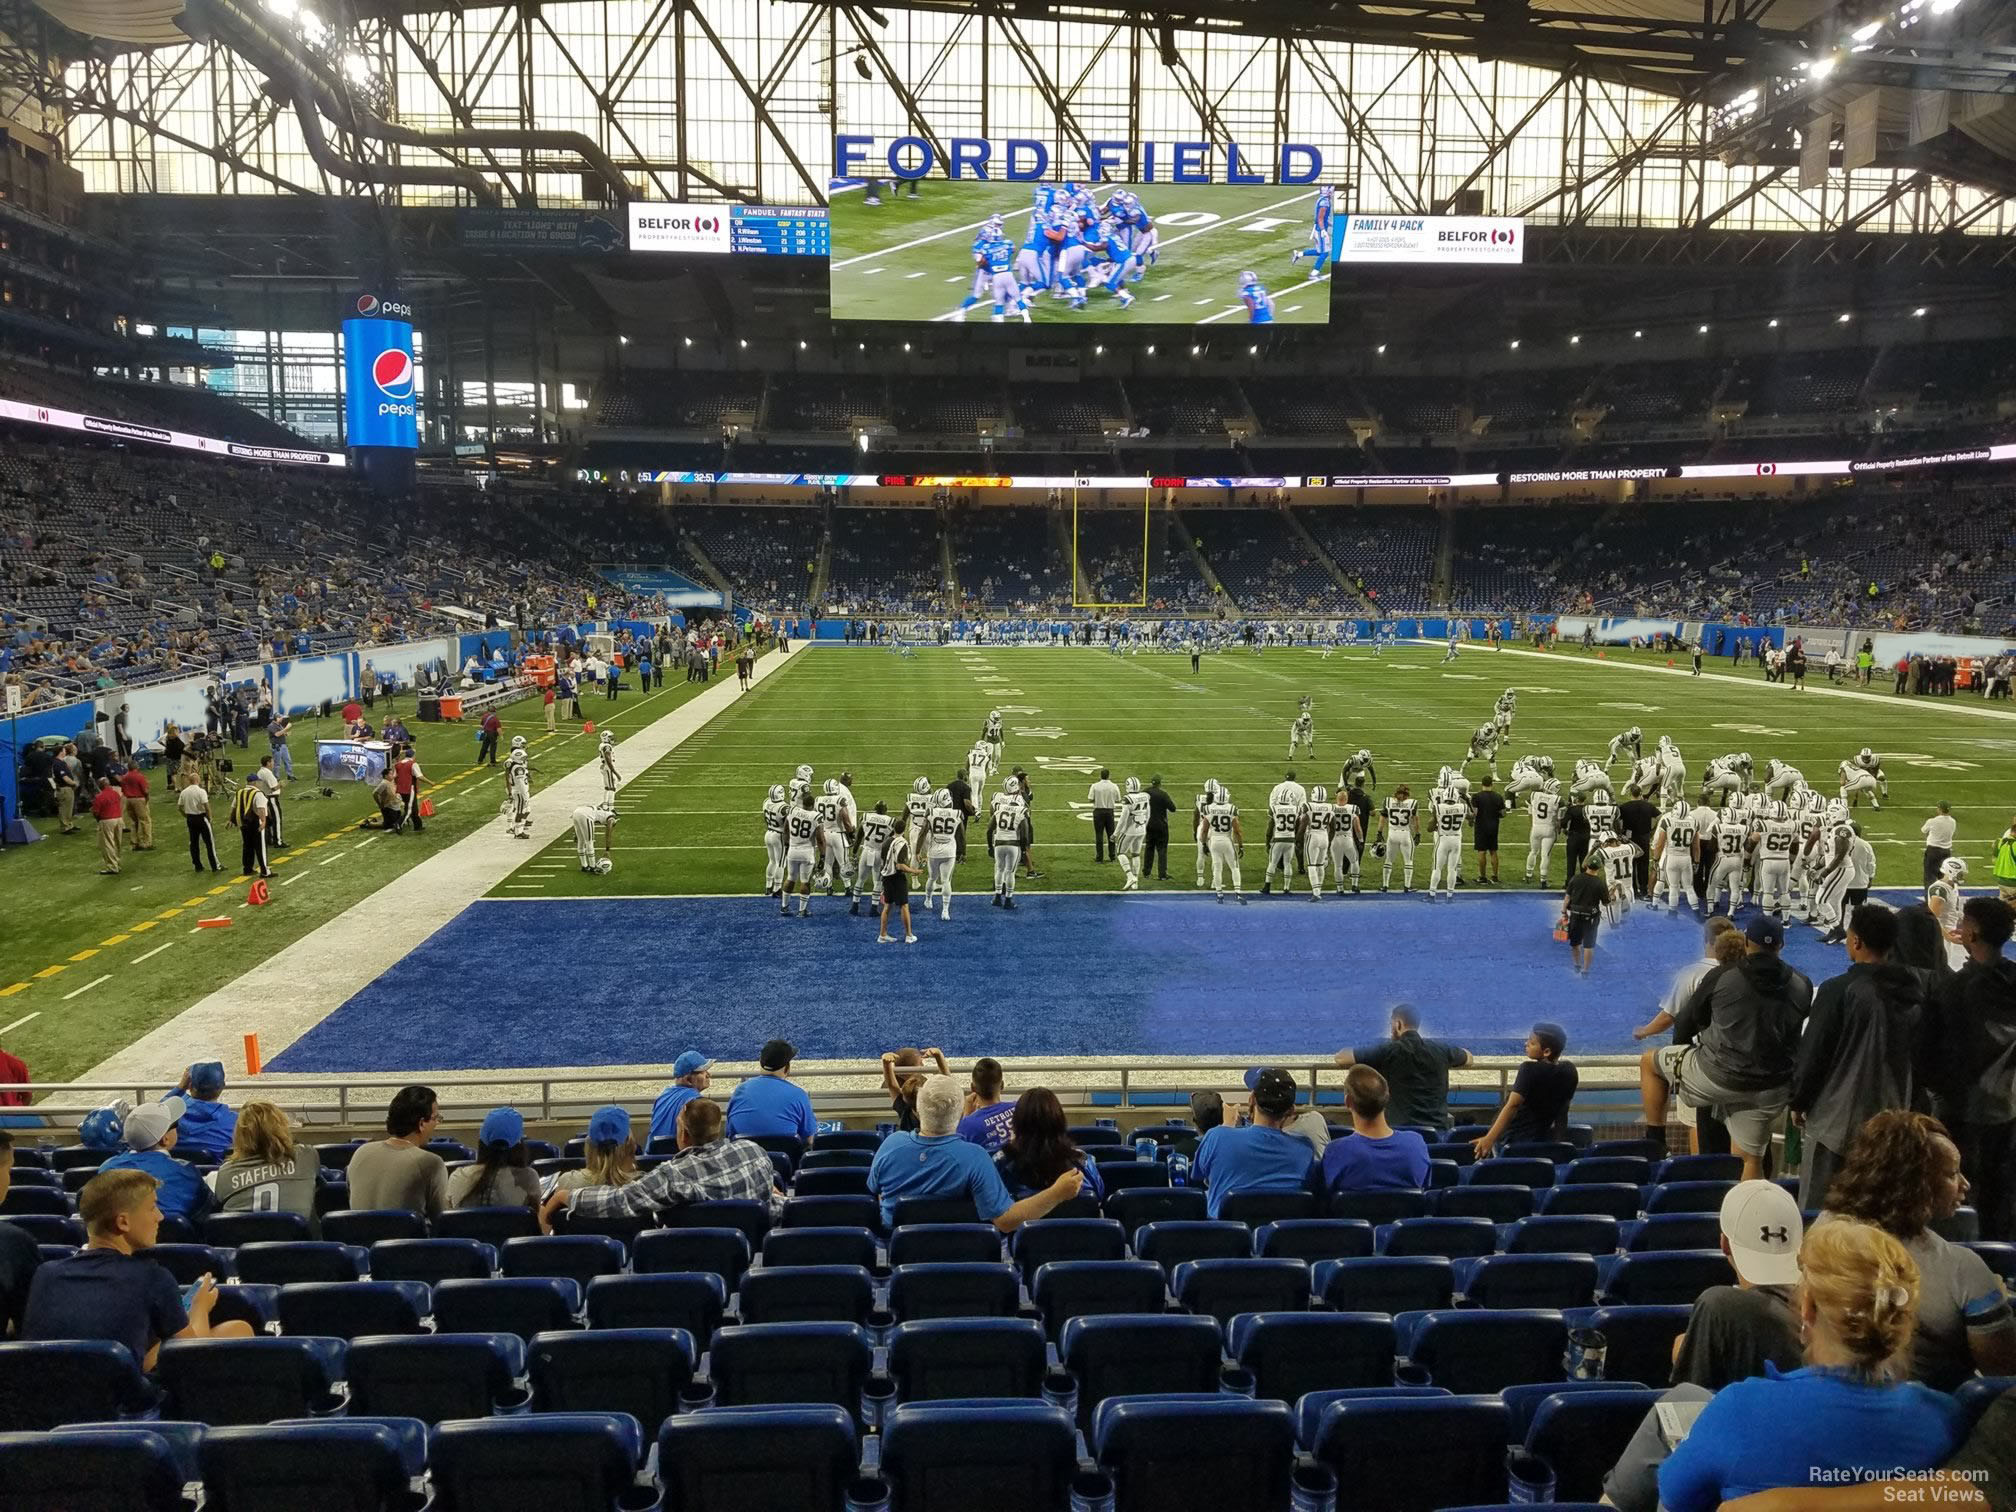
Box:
[206,1100,320,1228]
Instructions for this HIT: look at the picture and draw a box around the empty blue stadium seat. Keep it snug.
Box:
[1469,1158,1556,1190]
[1931,1208,1981,1243]
[435,1206,542,1246]
[156,1336,344,1426]
[813,1131,885,1152]
[1955,1376,2016,1432]
[881,1399,1078,1512]
[1062,1314,1224,1425]
[369,1237,496,1284]
[1601,1250,1736,1305]
[146,1242,235,1285]
[707,1322,874,1416]
[1563,1156,1652,1187]
[661,1200,770,1247]
[231,1240,367,1284]
[1032,1260,1167,1338]
[782,1195,881,1232]
[1504,1216,1621,1256]
[431,1411,642,1511]
[200,1418,425,1511]
[1219,1191,1318,1227]
[202,1212,311,1247]
[1655,1155,1742,1184]
[1643,1182,1735,1215]
[277,1280,431,1339]
[0,1215,85,1246]
[1526,1386,1665,1500]
[1539,1184,1644,1222]
[1014,1218,1127,1283]
[1505,1142,1580,1165]
[1254,1218,1375,1262]
[0,1339,157,1429]
[1172,1258,1310,1325]
[1069,1126,1125,1146]
[887,1223,1000,1267]
[1309,1393,1513,1510]
[762,1226,878,1271]
[528,1328,695,1432]
[1329,1190,1432,1224]
[1098,1163,1171,1193]
[793,1168,872,1197]
[1403,1309,1568,1393]
[800,1148,875,1170]
[632,1226,751,1289]
[1434,1185,1534,1223]
[1105,1187,1208,1233]
[1561,1305,1692,1387]
[320,1209,428,1246]
[738,1264,876,1326]
[886,1317,1048,1401]
[585,1273,726,1345]
[1425,1142,1475,1167]
[1135,1220,1252,1272]
[1313,1256,1455,1314]
[1588,1139,1662,1161]
[1624,1214,1721,1252]
[433,1276,582,1340]
[1093,1394,1297,1512]
[891,1197,984,1227]
[658,1403,857,1510]
[1378,1217,1497,1258]
[1456,1253,1599,1310]
[0,1425,189,1510]
[1229,1312,1396,1401]
[0,1187,72,1216]
[745,1134,807,1171]
[888,1262,1020,1321]
[345,1333,526,1423]
[500,1234,627,1286]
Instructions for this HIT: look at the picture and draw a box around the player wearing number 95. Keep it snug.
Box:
[209,1099,318,1227]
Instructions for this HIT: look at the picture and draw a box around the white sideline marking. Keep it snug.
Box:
[135,943,176,964]
[63,974,112,1001]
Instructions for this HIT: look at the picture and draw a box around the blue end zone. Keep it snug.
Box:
[269,892,1860,1074]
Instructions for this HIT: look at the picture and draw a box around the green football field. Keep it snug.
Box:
[828,181,1330,325]
[490,641,2013,901]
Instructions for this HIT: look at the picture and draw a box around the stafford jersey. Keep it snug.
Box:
[1383,797,1417,835]
[860,811,895,854]
[1269,805,1300,843]
[927,804,963,854]
[1529,791,1561,830]
[785,807,819,851]
[763,797,788,837]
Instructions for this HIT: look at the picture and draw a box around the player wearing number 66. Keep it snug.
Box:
[207,1101,319,1228]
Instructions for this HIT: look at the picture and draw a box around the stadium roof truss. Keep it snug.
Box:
[2,0,2013,238]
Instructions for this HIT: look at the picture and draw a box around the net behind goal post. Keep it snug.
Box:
[1071,489,1151,610]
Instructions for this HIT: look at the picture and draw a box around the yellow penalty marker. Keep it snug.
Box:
[0,983,29,998]
[181,897,207,908]
[31,965,65,980]
[130,920,158,933]
[157,907,183,920]
[68,949,99,963]
[207,885,233,896]
[99,934,130,947]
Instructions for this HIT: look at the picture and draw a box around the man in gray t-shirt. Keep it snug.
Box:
[346,1086,449,1218]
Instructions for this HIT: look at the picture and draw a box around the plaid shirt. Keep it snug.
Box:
[566,1136,782,1220]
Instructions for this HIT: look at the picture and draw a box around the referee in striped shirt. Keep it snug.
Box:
[230,783,271,879]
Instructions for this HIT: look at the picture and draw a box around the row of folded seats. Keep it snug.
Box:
[4,1324,2009,1511]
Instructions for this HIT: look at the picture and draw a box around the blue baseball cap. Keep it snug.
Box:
[188,1061,226,1099]
[587,1105,630,1145]
[672,1051,714,1080]
[479,1107,524,1147]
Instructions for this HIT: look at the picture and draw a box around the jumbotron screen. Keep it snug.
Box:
[829,181,1339,326]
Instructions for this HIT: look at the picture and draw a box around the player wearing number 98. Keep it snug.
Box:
[210,1100,318,1225]
[781,790,822,917]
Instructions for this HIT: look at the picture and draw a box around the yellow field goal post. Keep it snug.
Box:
[1070,487,1151,610]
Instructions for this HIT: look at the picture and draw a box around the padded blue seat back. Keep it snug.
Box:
[431,1411,641,1512]
[1172,1257,1311,1326]
[658,1404,858,1512]
[662,1200,771,1247]
[345,1332,525,1424]
[891,1197,983,1227]
[1379,1216,1497,1258]
[1539,1184,1643,1222]
[5,1167,58,1187]
[0,1339,155,1430]
[632,1226,751,1289]
[793,1168,872,1197]
[707,1322,873,1415]
[200,1419,420,1512]
[156,1337,344,1426]
[369,1237,495,1284]
[1061,1314,1223,1425]
[1405,1309,1567,1394]
[1311,1394,1513,1511]
[1434,1185,1534,1223]
[800,1148,875,1169]
[1623,1214,1719,1253]
[1563,1157,1651,1186]
[1032,1260,1167,1338]
[1931,1208,1981,1244]
[1526,1387,1665,1500]
[436,1205,541,1246]
[1014,1218,1127,1283]
[887,1223,1001,1267]
[1655,1154,1742,1184]
[886,1317,1048,1402]
[1229,1312,1397,1402]
[1093,1394,1296,1512]
[1643,1181,1735,1215]
[738,1264,876,1326]
[1105,1187,1208,1232]
[501,1234,628,1286]
[1458,1253,1598,1310]
[1504,1142,1579,1165]
[763,1226,879,1271]
[277,1280,431,1340]
[321,1209,428,1246]
[1069,1126,1125,1146]
[146,1242,235,1285]
[1135,1220,1252,1272]
[745,1134,806,1170]
[1965,1243,2016,1285]
[882,1400,1078,1512]
[0,1215,86,1246]
[202,1212,311,1247]
[1328,1189,1432,1224]
[0,1426,186,1511]
[432,1276,582,1340]
[887,1262,1021,1321]
[1589,1138,1663,1161]
[1560,1305,1692,1388]
[1505,1216,1620,1256]
[1602,1250,1736,1306]
[1313,1256,1455,1315]
[812,1131,885,1152]
[1468,1158,1555,1190]
[1098,1163,1171,1192]
[1425,1142,1475,1167]
[232,1240,367,1285]
[586,1273,727,1345]
[528,1327,695,1432]
[556,1211,649,1252]
[781,1195,879,1231]
[1219,1190,1317,1227]
[0,1187,73,1216]
[1253,1218,1374,1262]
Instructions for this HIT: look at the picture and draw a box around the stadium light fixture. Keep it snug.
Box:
[1852,19,1882,40]
[1810,55,1837,80]
[1568,334,1580,344]
[1191,344,1201,355]
[1930,0,1960,14]
[1913,306,1928,316]
[1633,330,1643,338]
[738,338,748,348]
[1508,339,1520,349]
[798,339,808,349]
[903,342,912,352]
[858,341,866,350]
[1838,312,1852,323]
[682,336,693,346]
[1248,344,1258,355]
[1768,318,1779,328]
[1698,323,1710,334]
[1376,344,1386,354]
[619,335,629,346]
[1094,345,1104,356]
[857,433,870,452]
[264,0,297,16]
[339,50,373,85]
[1146,344,1156,355]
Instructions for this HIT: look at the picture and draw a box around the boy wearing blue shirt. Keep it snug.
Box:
[168,1061,237,1160]
[1321,1066,1431,1194]
[954,1058,1016,1153]
[1191,1068,1316,1219]
[725,1039,817,1142]
[96,1098,213,1224]
[868,1075,1082,1231]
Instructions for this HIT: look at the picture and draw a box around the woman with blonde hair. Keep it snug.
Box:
[538,1106,639,1231]
[1658,1220,1962,1512]
[208,1100,318,1229]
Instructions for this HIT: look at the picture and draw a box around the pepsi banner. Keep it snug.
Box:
[342,311,419,450]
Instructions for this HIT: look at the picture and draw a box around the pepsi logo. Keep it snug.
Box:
[356,294,379,315]
[372,348,415,400]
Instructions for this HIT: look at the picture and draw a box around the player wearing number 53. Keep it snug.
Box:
[206,1100,320,1230]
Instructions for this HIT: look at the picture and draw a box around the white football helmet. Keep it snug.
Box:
[1124,776,1141,795]
[1205,779,1222,800]
[1942,856,1968,880]
[913,776,931,794]
[796,763,814,782]
[596,857,614,874]
[1310,785,1328,805]
[1542,778,1561,795]
[600,731,615,748]
[1438,765,1456,788]
[510,735,526,750]
[1629,726,1641,740]
[934,787,953,808]
[1218,788,1233,805]
[1828,799,1850,824]
[989,708,1002,720]
[823,778,839,797]
[1858,747,1875,763]
[767,784,785,802]
[1355,749,1371,763]
[1768,801,1790,822]
[1738,752,1752,769]
[1002,775,1021,797]
[1669,799,1690,821]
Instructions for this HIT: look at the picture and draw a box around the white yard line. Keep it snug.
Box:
[134,943,176,964]
[0,1012,40,1036]
[62,974,112,1001]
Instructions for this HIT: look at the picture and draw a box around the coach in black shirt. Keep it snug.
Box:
[1334,1005,1472,1134]
[1620,794,1659,897]
[947,768,975,861]
[1562,798,1592,879]
[1144,776,1177,880]
[1470,777,1507,885]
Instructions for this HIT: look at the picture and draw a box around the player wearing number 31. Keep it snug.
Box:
[207,1100,319,1228]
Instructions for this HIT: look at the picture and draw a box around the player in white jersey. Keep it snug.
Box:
[1761,759,1803,799]
[1850,747,1888,801]
[789,763,815,807]
[1200,787,1246,903]
[1650,799,1702,912]
[1626,755,1664,802]
[990,777,1026,909]
[503,737,534,838]
[1837,759,1881,810]
[1704,804,1754,915]
[1340,749,1376,793]
[1700,753,1749,808]
[1754,800,1800,919]
[1493,689,1517,736]
[1436,764,1472,803]
[924,788,963,919]
[1791,784,1831,915]
[1194,779,1222,886]
[835,772,860,842]
[1261,797,1302,897]
[1426,788,1469,898]
[1114,776,1151,891]
[598,732,621,811]
[813,779,850,895]
[1289,710,1315,761]
[761,784,789,896]
[1378,785,1420,892]
[983,710,1004,762]
[1525,779,1563,885]
[1303,785,1336,899]
[1808,802,1857,941]
[1600,836,1643,924]
[572,803,617,874]
[1503,754,1552,810]
[904,776,933,855]
[1571,759,1610,798]
[1927,857,1968,969]
[1268,770,1309,815]
[853,802,896,916]
[781,790,822,915]
[1606,726,1642,769]
[967,744,994,802]
[1585,789,1620,845]
[1463,723,1502,782]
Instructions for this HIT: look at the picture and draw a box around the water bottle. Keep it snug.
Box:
[1094,1118,1119,1130]
[1134,1136,1157,1163]
[859,1376,896,1431]
[1290,1464,1339,1512]
[677,1383,716,1413]
[1393,1362,1433,1389]
[1505,1450,1557,1505]
[1219,1365,1257,1398]
[1564,1325,1609,1381]
[844,1475,893,1512]
[1069,1471,1116,1512]
[1042,1368,1079,1421]
[1170,1152,1191,1188]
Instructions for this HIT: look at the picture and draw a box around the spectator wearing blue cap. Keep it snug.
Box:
[449,1107,538,1210]
[540,1105,640,1231]
[77,1101,135,1156]
[98,1097,214,1224]
[1471,1022,1579,1159]
[1192,1069,1318,1220]
[649,1052,714,1145]
[1240,1066,1330,1155]
[167,1061,237,1159]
